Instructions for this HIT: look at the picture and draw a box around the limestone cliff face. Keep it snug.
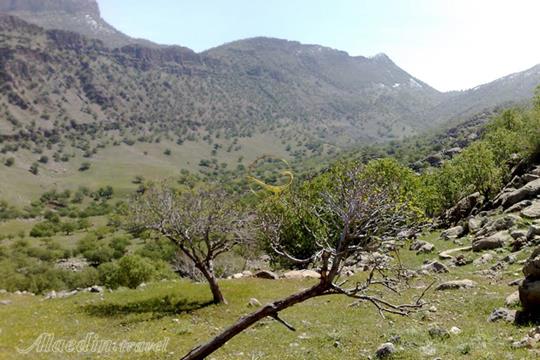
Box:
[0,0,100,16]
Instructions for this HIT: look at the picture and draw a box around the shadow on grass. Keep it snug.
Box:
[83,294,214,319]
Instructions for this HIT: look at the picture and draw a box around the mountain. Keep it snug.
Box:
[1,0,540,205]
[0,0,155,48]
[427,64,540,124]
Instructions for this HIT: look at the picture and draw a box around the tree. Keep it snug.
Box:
[180,163,426,360]
[129,186,249,304]
[29,162,39,175]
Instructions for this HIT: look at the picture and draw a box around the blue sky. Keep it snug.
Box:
[98,0,540,92]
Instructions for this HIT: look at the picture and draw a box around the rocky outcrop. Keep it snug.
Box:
[472,231,511,252]
[518,247,540,320]
[445,192,484,225]
[493,178,540,209]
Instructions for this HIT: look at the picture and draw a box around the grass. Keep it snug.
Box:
[0,233,537,359]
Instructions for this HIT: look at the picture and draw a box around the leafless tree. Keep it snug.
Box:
[129,185,249,305]
[181,165,427,360]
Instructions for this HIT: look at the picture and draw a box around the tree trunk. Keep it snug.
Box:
[199,264,227,305]
[181,282,327,360]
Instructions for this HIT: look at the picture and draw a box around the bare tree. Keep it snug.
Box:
[181,165,427,360]
[129,185,249,305]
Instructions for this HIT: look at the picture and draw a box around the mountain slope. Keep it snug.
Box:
[0,0,155,48]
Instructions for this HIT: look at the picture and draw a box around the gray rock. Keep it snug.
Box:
[522,201,540,219]
[410,240,428,251]
[510,229,528,240]
[254,270,279,280]
[436,279,476,291]
[488,308,516,322]
[375,343,396,359]
[527,224,540,240]
[248,298,262,307]
[445,192,484,225]
[494,178,540,209]
[422,261,449,274]
[505,200,533,214]
[428,326,450,339]
[0,300,11,305]
[282,270,320,280]
[473,253,494,266]
[505,291,520,307]
[441,226,465,240]
[523,247,540,278]
[473,231,511,252]
[476,216,519,237]
[438,246,472,260]
[468,216,486,233]
[89,285,103,293]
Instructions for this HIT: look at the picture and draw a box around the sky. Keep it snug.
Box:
[98,0,540,92]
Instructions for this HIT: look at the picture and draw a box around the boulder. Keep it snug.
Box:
[527,224,540,240]
[436,279,476,291]
[505,291,520,307]
[248,298,262,307]
[505,200,533,214]
[494,178,540,209]
[254,270,279,280]
[441,226,465,240]
[519,278,540,310]
[522,201,540,219]
[476,215,518,237]
[468,216,486,233]
[488,308,516,322]
[473,253,494,266]
[438,246,472,260]
[410,240,434,254]
[523,247,540,279]
[282,270,321,280]
[428,326,450,339]
[375,343,396,359]
[0,300,11,305]
[422,261,449,274]
[445,192,484,225]
[472,231,511,252]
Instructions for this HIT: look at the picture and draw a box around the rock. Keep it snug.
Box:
[505,291,520,307]
[438,246,472,260]
[436,279,476,291]
[231,273,244,279]
[0,300,11,305]
[417,243,435,254]
[453,254,472,266]
[522,201,540,219]
[410,240,428,251]
[89,285,103,293]
[510,229,528,240]
[494,178,540,209]
[242,270,253,277]
[476,216,519,237]
[422,261,449,274]
[44,290,78,300]
[248,298,262,307]
[411,240,435,254]
[0,289,7,294]
[527,224,540,240]
[503,254,517,264]
[375,342,396,359]
[282,270,321,280]
[428,326,450,339]
[450,326,462,335]
[505,200,533,214]
[519,277,540,310]
[473,253,494,266]
[468,216,486,233]
[254,270,279,280]
[445,192,484,225]
[55,257,90,272]
[488,308,516,322]
[472,231,511,252]
[523,247,540,278]
[441,226,465,240]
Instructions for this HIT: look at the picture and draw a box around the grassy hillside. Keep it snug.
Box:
[0,233,534,359]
